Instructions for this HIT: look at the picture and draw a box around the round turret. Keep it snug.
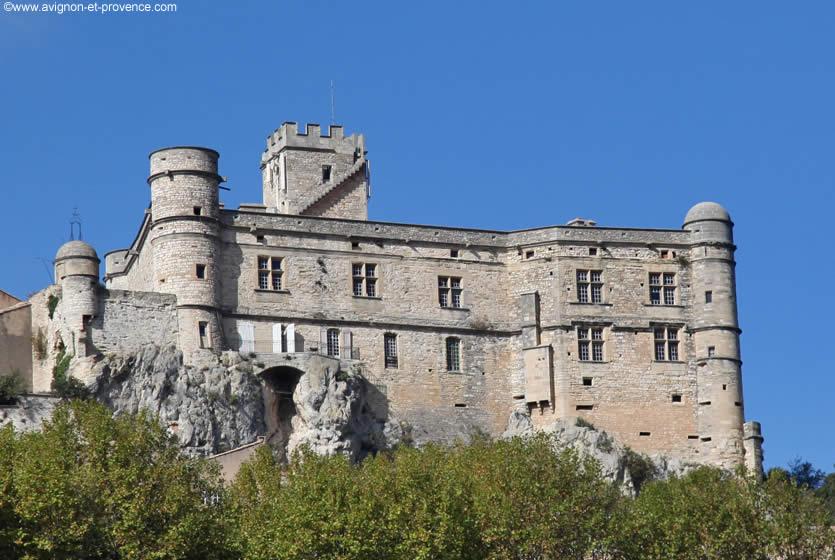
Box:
[683,201,733,244]
[147,146,223,356]
[685,201,744,468]
[54,240,99,281]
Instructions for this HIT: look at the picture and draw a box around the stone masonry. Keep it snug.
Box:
[5,121,763,473]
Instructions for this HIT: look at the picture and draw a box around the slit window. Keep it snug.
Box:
[352,263,378,297]
[198,321,209,349]
[257,256,284,290]
[446,337,461,371]
[438,276,463,308]
[322,165,332,182]
[196,264,206,279]
[639,432,651,437]
[576,270,603,304]
[705,290,713,303]
[654,327,680,361]
[193,206,202,216]
[708,346,716,357]
[576,404,594,411]
[384,333,398,369]
[578,326,605,362]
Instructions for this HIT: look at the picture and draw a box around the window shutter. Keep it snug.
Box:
[272,323,282,354]
[341,330,353,359]
[238,321,255,353]
[286,323,296,353]
[319,328,327,354]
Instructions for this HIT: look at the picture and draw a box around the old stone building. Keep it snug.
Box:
[1,122,763,474]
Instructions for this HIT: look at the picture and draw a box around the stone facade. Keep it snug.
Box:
[9,121,762,473]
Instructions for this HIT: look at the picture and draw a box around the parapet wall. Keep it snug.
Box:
[90,289,178,354]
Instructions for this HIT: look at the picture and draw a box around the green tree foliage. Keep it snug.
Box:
[0,400,231,559]
[612,466,835,560]
[0,370,25,404]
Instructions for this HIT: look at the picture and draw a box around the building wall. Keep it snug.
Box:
[0,302,33,389]
[90,289,178,355]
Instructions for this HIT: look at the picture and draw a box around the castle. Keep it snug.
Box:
[0,122,764,473]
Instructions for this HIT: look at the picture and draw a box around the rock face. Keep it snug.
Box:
[504,412,698,496]
[79,344,403,459]
[88,344,265,455]
[284,363,402,462]
[0,396,61,433]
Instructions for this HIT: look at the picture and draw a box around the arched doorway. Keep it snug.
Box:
[260,366,304,463]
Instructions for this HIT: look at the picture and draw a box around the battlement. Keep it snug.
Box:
[261,122,365,165]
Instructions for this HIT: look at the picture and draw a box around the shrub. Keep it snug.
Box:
[47,294,60,319]
[50,349,89,400]
[0,371,25,405]
[30,328,46,361]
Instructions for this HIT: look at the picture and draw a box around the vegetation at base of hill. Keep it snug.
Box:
[50,348,89,400]
[0,400,833,560]
[0,371,25,405]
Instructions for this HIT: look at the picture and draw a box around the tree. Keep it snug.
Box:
[3,400,232,559]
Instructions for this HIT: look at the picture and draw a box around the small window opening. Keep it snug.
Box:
[708,346,716,357]
[660,250,669,258]
[699,400,712,406]
[351,241,360,250]
[639,431,651,437]
[525,250,535,259]
[256,235,266,243]
[701,436,712,442]
[671,394,682,403]
[734,401,742,407]
[582,377,593,386]
[722,384,727,390]
[705,290,713,303]
[589,247,598,256]
[687,435,699,440]
[576,404,594,411]
[196,264,206,279]
[193,206,202,216]
[454,403,467,408]
[322,164,332,182]
[450,249,459,258]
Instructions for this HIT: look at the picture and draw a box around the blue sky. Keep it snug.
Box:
[1,1,832,470]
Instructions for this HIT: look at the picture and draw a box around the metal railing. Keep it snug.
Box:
[233,339,361,360]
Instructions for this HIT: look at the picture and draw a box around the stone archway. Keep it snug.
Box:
[260,365,304,463]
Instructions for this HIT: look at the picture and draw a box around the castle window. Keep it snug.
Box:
[257,256,283,291]
[578,327,604,362]
[196,264,206,279]
[582,377,593,386]
[525,250,535,259]
[446,337,461,371]
[352,263,378,297]
[589,247,598,256]
[708,346,716,357]
[654,327,680,361]
[438,276,463,308]
[198,321,210,349]
[450,249,459,258]
[705,290,713,303]
[576,270,603,304]
[193,206,202,216]
[322,165,332,182]
[384,333,398,369]
[649,272,676,305]
[326,328,340,357]
[672,394,682,403]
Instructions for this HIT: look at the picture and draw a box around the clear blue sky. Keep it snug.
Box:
[1,1,832,470]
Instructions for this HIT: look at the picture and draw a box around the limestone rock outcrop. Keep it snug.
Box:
[504,412,698,496]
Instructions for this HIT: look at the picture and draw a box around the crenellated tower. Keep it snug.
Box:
[147,146,223,359]
[260,122,369,220]
[684,202,746,469]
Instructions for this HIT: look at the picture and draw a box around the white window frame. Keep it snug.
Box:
[578,326,605,362]
[654,327,680,361]
[352,263,379,297]
[445,337,461,371]
[438,276,463,308]
[258,256,284,291]
[576,270,603,304]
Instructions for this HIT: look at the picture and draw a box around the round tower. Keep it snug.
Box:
[684,202,745,469]
[54,240,99,357]
[147,147,223,357]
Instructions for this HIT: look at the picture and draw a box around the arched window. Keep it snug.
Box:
[326,328,340,357]
[445,337,461,372]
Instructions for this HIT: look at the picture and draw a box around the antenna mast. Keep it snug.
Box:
[70,207,83,241]
[330,80,336,124]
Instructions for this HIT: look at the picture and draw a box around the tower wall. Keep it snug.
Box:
[685,205,745,469]
[148,147,223,357]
